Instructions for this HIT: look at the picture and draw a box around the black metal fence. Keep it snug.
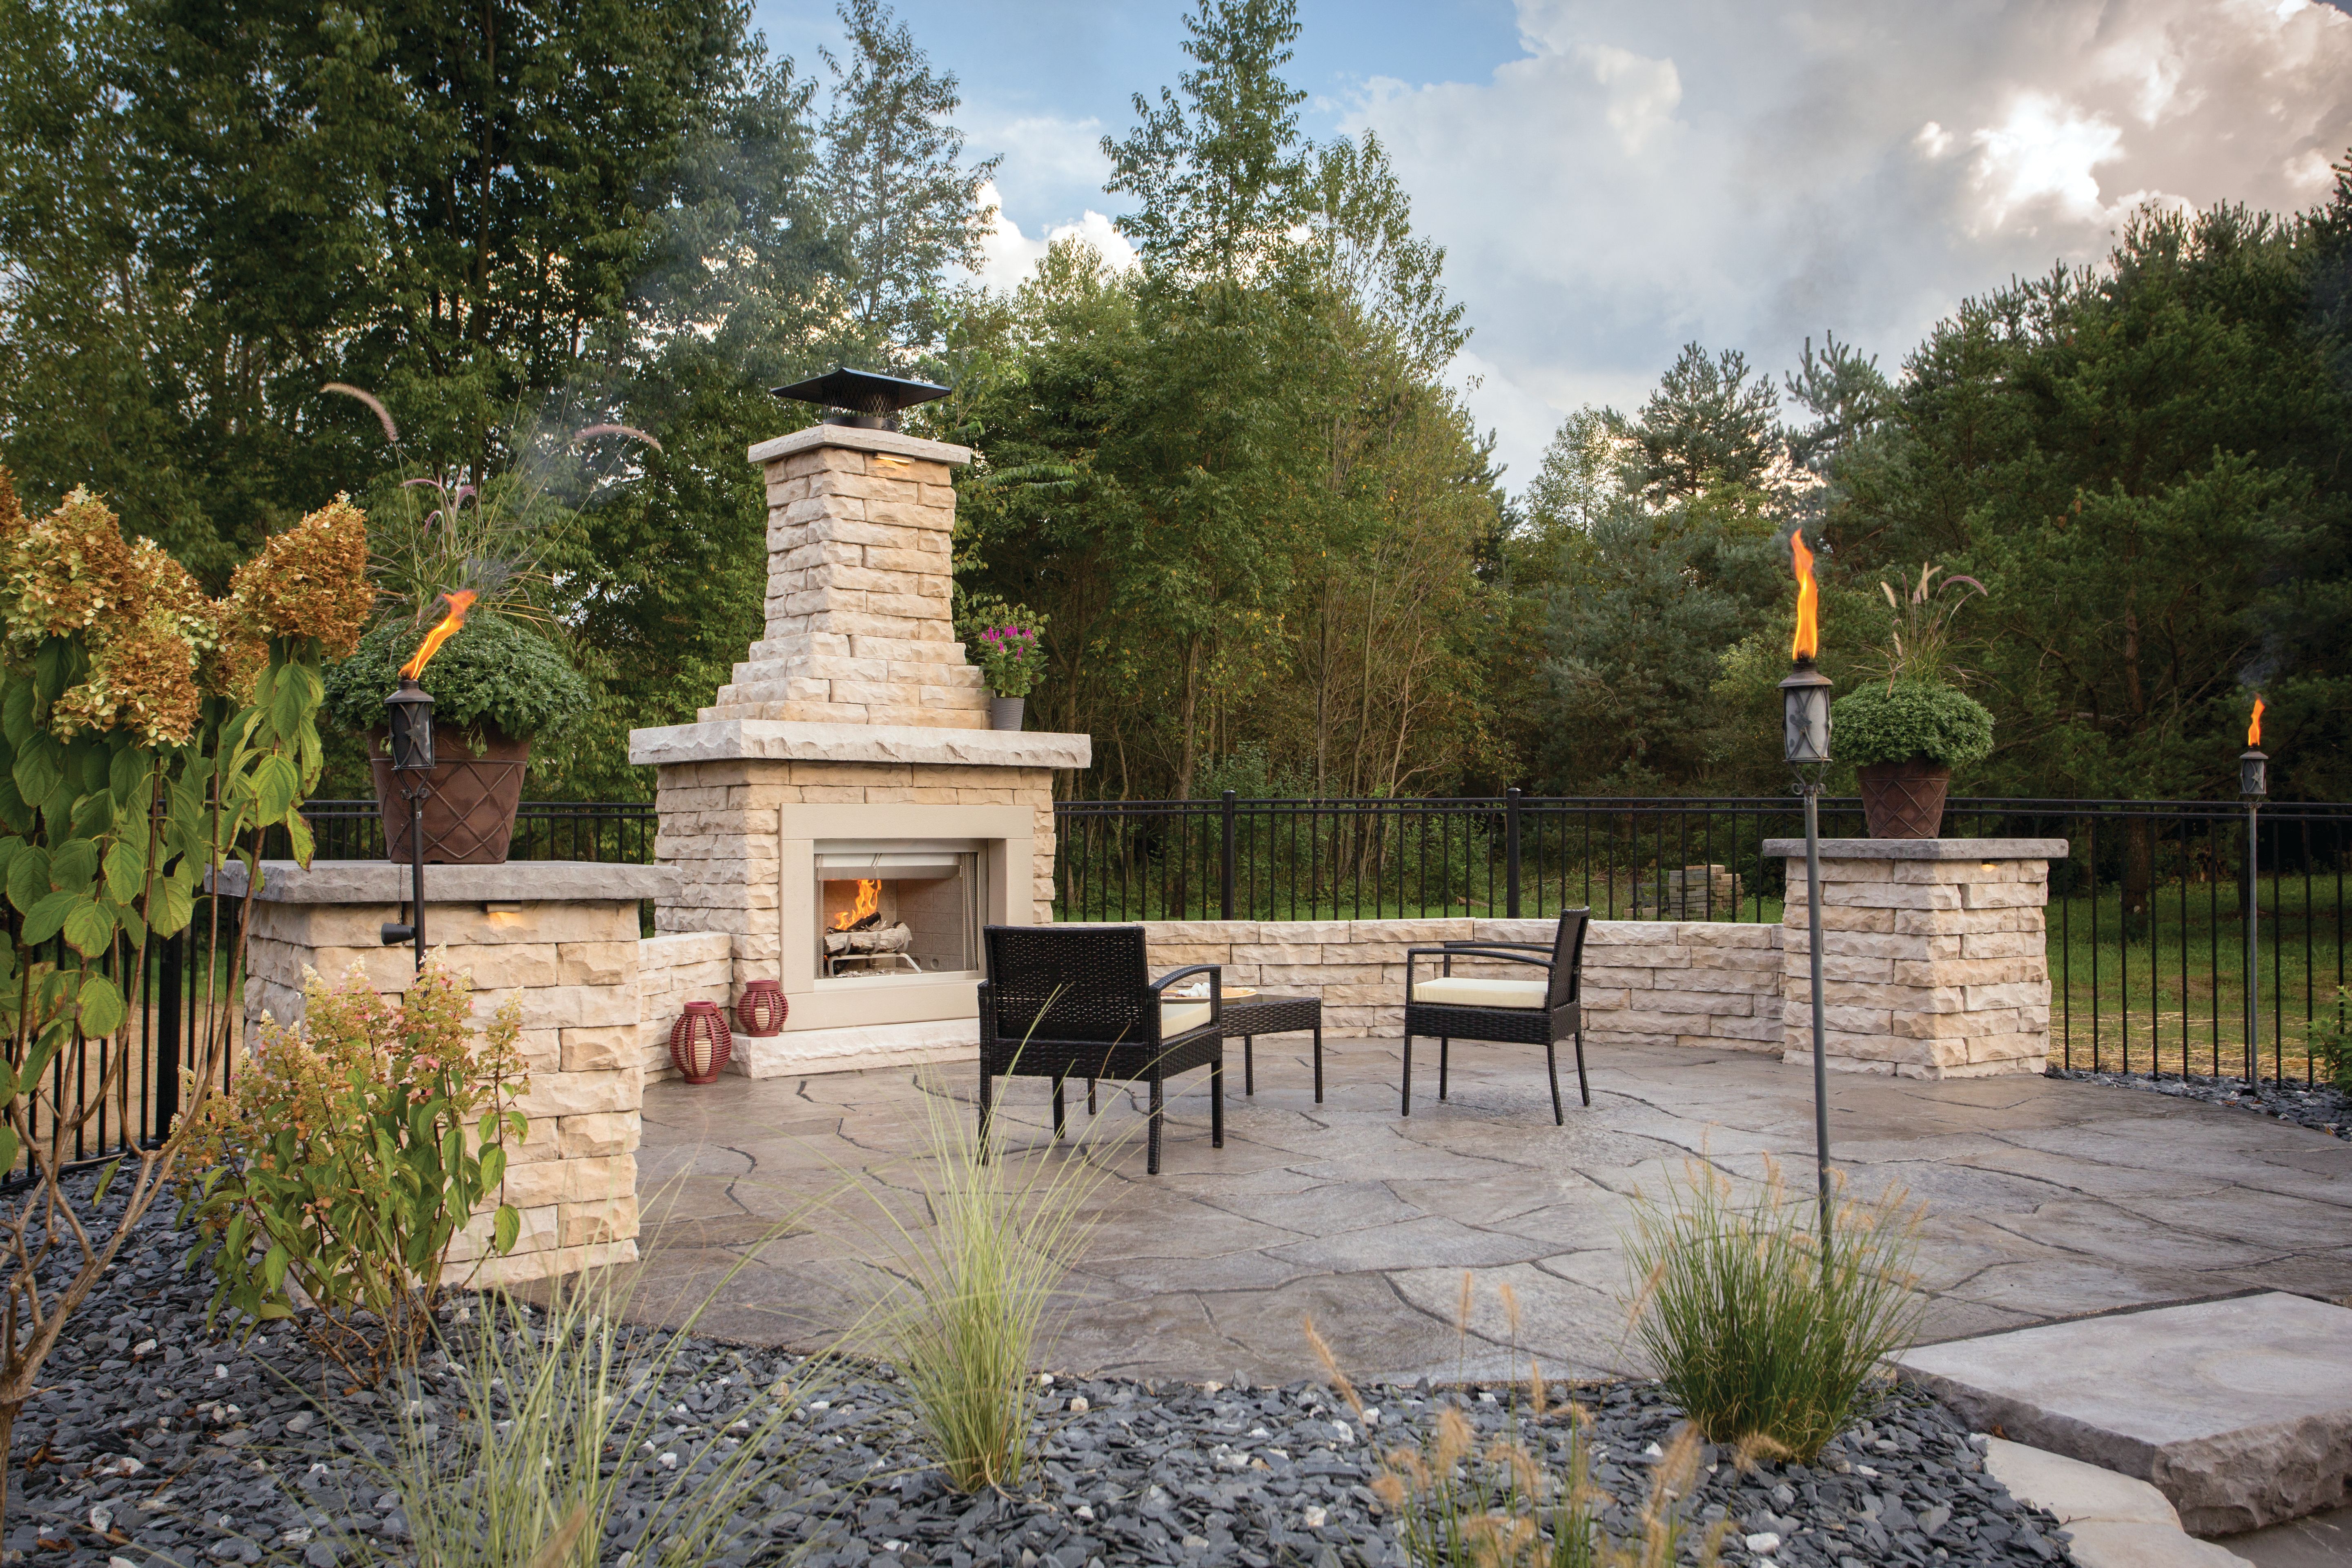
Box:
[1053,791,2352,1086]
[278,799,658,864]
[3,892,244,1185]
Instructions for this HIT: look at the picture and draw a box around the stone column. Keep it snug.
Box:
[1764,838,2067,1079]
[223,859,671,1285]
[703,423,989,728]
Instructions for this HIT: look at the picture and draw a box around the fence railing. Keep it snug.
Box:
[280,800,658,864]
[1052,791,2352,1087]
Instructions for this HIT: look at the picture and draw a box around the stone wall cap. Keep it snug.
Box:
[1761,837,2069,860]
[746,424,973,467]
[209,860,675,904]
[630,718,1091,770]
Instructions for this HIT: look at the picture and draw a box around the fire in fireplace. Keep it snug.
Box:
[815,842,983,981]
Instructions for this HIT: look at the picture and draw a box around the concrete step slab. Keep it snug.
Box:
[1896,1292,2352,1534]
[1981,1437,2245,1567]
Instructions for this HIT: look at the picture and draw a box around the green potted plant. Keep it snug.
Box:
[1831,565,1995,838]
[318,388,630,862]
[965,604,1049,731]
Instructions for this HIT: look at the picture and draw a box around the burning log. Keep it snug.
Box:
[824,922,913,956]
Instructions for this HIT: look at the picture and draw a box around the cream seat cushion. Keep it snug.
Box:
[1411,976,1548,1009]
[1161,1000,1214,1036]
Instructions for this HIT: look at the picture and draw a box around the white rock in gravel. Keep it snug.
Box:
[1068,1396,1088,1413]
[1074,1505,1094,1521]
[88,1503,113,1533]
[1361,1407,1381,1427]
[1744,1532,1780,1553]
[1303,1506,1328,1528]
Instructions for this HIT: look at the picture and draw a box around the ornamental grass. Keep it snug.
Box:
[1621,1156,1926,1464]
[837,1057,1109,1493]
[1307,1280,1727,1568]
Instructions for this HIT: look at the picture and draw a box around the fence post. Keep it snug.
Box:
[1505,787,1522,919]
[1220,791,1237,921]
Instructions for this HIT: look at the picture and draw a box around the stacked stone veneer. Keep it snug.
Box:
[638,931,734,1080]
[703,425,987,728]
[229,862,665,1286]
[628,421,1092,1073]
[1771,838,2064,1079]
[648,751,1063,991]
[1067,918,1785,1049]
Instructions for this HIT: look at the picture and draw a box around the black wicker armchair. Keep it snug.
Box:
[978,924,1225,1175]
[1400,909,1591,1123]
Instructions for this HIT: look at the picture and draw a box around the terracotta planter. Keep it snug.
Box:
[1858,760,1953,839]
[736,979,788,1037]
[989,696,1025,731]
[367,722,530,865]
[669,1001,733,1084]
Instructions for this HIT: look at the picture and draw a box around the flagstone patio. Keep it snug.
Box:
[622,1040,2352,1386]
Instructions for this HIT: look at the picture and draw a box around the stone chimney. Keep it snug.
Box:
[700,424,989,728]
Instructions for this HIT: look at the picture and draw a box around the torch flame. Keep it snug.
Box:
[1790,531,1820,661]
[2248,695,2265,748]
[399,590,478,679]
[830,879,881,931]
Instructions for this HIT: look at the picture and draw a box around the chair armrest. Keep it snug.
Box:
[1429,946,1555,969]
[1149,964,1221,1039]
[1442,940,1550,951]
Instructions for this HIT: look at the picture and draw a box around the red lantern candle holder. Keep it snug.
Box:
[736,978,788,1037]
[669,1001,733,1084]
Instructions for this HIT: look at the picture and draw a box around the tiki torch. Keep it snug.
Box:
[2241,695,2267,1083]
[1779,531,1835,1246]
[379,592,475,969]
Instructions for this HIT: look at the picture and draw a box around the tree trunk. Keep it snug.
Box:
[2123,817,2154,938]
[1175,635,1203,801]
[0,1396,19,1532]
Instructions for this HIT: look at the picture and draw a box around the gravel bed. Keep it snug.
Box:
[11,1172,2071,1568]
[2048,1065,2350,1139]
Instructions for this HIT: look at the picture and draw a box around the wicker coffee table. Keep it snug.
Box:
[1225,992,1325,1101]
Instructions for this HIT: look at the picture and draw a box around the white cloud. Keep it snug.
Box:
[969,181,1137,292]
[1346,0,2352,490]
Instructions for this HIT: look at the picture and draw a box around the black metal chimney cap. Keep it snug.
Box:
[770,366,951,430]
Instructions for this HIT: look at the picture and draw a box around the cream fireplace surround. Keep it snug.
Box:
[630,421,1092,1078]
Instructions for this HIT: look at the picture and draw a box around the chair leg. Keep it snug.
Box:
[1575,1024,1591,1107]
[1212,1058,1225,1148]
[1401,1036,1413,1116]
[1313,1024,1324,1104]
[978,1067,993,1164]
[1244,1035,1254,1097]
[1088,1077,1098,1116]
[1053,1078,1066,1140]
[1147,1075,1164,1175]
[1546,1039,1564,1126]
[1439,1038,1450,1101]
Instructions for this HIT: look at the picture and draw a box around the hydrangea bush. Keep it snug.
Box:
[179,961,529,1380]
[0,467,366,1527]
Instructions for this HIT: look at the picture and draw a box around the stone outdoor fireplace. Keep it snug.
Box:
[629,420,1090,1077]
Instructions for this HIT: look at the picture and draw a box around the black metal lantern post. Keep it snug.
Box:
[770,365,951,429]
[1780,529,1835,1247]
[2240,697,2267,1083]
[380,676,434,968]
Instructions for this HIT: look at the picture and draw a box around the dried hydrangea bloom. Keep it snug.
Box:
[5,487,142,642]
[50,620,202,744]
[227,496,373,656]
[0,467,23,546]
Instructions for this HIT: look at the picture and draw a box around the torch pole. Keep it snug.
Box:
[409,785,428,971]
[2244,798,2259,1085]
[1803,780,1833,1255]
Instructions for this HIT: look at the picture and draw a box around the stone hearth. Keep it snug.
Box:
[630,423,1090,1077]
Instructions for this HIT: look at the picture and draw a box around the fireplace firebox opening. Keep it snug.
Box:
[815,841,984,981]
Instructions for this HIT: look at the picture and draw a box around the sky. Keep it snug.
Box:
[753,0,2352,491]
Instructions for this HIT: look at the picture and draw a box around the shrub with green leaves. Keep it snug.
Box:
[323,611,592,743]
[1830,682,1995,769]
[2312,987,2352,1094]
[179,961,529,1381]
[1623,1158,1926,1463]
[0,473,364,1530]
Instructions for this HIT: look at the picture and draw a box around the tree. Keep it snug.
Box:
[819,0,999,357]
[1612,343,1784,502]
[1101,0,1309,281]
